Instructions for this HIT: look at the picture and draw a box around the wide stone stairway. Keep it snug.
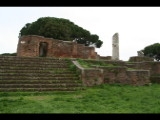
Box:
[0,56,83,92]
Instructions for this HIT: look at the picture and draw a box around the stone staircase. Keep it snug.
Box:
[0,56,83,92]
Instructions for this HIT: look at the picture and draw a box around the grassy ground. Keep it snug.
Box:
[0,83,160,113]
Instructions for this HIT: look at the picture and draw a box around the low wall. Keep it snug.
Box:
[101,67,150,86]
[150,76,160,83]
[81,69,104,86]
[83,59,126,67]
[99,56,112,60]
[126,70,150,86]
[72,60,151,86]
[72,60,104,86]
[129,56,154,62]
[140,62,160,75]
[126,61,160,75]
[101,66,128,84]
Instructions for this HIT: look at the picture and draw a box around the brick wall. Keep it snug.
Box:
[17,35,99,59]
[73,60,151,86]
[140,62,160,75]
[99,56,112,60]
[72,60,104,86]
[129,56,154,62]
[102,66,128,84]
[81,69,104,86]
[126,70,150,86]
[102,66,150,86]
[126,61,160,75]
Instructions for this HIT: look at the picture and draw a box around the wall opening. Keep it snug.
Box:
[39,42,48,57]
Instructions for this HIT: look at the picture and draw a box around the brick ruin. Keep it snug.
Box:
[17,35,100,59]
[73,59,160,86]
[16,35,160,86]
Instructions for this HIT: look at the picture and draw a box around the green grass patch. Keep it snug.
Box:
[0,83,160,113]
[77,59,116,68]
[127,68,137,70]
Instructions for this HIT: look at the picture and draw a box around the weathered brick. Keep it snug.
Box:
[17,35,98,59]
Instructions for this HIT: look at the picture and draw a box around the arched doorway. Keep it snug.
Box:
[39,42,48,57]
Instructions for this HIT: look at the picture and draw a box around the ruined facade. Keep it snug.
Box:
[137,50,144,57]
[17,35,99,59]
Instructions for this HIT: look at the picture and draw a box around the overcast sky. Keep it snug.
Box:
[0,7,160,61]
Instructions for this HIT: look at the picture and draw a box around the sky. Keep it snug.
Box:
[0,7,160,61]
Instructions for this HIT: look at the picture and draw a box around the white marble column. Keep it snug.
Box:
[112,33,119,60]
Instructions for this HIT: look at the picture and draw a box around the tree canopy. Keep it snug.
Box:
[141,43,160,61]
[0,53,17,56]
[19,17,103,48]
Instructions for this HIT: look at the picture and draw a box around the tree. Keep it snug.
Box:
[141,43,160,61]
[19,17,103,48]
[0,53,17,56]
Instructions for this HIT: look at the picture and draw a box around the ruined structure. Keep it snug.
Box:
[17,35,99,59]
[137,50,144,57]
[129,50,154,62]
[112,33,119,60]
[129,56,154,62]
[1,33,160,92]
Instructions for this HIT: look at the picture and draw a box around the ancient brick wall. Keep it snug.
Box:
[103,60,126,66]
[99,56,112,60]
[17,35,99,59]
[81,69,104,86]
[123,61,160,84]
[126,70,150,86]
[17,35,53,57]
[126,61,160,75]
[73,59,151,86]
[140,62,160,75]
[137,62,160,83]
[72,60,104,86]
[129,56,154,62]
[102,66,150,86]
[102,66,128,84]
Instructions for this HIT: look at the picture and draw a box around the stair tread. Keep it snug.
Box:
[0,56,82,92]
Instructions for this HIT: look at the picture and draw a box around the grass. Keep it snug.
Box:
[77,59,116,68]
[0,83,160,113]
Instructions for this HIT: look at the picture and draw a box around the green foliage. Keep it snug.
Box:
[0,53,17,56]
[142,43,160,61]
[69,64,77,71]
[127,68,136,70]
[77,59,92,68]
[1,84,160,113]
[77,59,116,68]
[19,17,103,48]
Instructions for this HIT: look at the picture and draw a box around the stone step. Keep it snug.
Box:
[125,64,135,67]
[0,56,82,92]
[0,58,69,61]
[0,87,84,92]
[0,56,70,62]
[0,63,69,67]
[0,80,82,84]
[0,69,75,74]
[0,62,69,66]
[0,76,79,80]
[0,67,69,70]
[0,61,70,65]
[0,58,71,67]
[150,75,160,83]
[0,73,78,77]
[0,66,69,70]
[0,83,82,88]
[0,57,69,60]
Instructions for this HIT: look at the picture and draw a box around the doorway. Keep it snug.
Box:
[39,42,48,57]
